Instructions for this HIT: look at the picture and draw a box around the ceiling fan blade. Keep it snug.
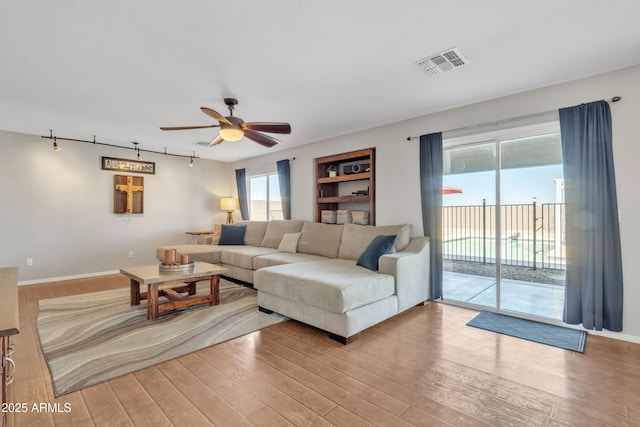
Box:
[208,134,224,146]
[242,122,291,134]
[243,129,279,147]
[159,125,219,131]
[201,107,233,126]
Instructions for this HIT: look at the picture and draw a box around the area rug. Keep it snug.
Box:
[37,281,286,397]
[467,311,586,352]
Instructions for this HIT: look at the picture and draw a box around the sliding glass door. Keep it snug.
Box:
[442,131,566,320]
[442,141,497,308]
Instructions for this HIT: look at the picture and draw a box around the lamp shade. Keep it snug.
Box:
[219,127,244,142]
[220,197,237,211]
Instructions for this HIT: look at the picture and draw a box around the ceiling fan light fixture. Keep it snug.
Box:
[219,127,244,142]
[161,98,288,148]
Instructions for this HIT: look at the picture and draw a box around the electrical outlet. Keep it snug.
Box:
[128,251,134,259]
[26,258,33,266]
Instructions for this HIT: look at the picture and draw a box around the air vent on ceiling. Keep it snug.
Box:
[418,47,469,76]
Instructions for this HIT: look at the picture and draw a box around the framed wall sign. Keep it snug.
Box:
[102,157,156,175]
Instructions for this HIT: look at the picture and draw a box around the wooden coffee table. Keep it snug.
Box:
[121,262,229,320]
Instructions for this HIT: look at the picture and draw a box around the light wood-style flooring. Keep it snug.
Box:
[7,274,640,426]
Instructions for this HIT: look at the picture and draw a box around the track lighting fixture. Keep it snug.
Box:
[42,131,200,161]
[188,151,195,167]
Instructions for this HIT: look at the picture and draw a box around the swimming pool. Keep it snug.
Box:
[443,237,565,269]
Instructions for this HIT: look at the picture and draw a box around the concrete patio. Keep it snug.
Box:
[443,270,565,320]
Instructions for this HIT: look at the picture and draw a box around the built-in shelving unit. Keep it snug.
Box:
[315,148,375,225]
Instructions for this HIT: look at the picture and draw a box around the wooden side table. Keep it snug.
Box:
[1,267,19,427]
[184,230,214,244]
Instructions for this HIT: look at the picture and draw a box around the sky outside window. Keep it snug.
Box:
[444,133,563,206]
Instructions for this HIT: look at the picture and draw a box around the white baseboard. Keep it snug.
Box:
[587,329,640,344]
[18,270,120,286]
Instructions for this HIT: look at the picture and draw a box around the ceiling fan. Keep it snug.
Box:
[160,98,291,147]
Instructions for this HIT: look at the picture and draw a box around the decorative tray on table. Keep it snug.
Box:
[159,261,195,272]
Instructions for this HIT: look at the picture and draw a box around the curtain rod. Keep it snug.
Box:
[41,130,200,159]
[406,96,621,141]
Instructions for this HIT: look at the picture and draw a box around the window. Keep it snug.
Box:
[248,172,283,221]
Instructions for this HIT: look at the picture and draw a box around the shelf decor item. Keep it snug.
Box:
[352,210,370,225]
[327,164,338,177]
[337,210,352,224]
[321,210,337,224]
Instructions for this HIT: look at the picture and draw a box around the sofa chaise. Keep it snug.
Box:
[157,220,430,343]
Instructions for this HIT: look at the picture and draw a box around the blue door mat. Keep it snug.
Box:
[467,311,586,352]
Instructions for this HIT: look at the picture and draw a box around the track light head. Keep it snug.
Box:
[132,142,141,160]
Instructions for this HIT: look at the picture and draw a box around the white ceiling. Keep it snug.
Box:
[2,1,640,162]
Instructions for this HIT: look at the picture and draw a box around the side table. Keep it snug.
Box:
[1,267,19,427]
[184,230,214,244]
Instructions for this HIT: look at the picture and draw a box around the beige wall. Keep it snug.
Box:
[232,65,640,341]
[0,131,233,283]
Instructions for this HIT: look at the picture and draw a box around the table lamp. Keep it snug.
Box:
[220,198,236,224]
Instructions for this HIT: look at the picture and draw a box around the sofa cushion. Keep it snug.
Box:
[356,235,397,271]
[260,220,305,248]
[219,224,246,245]
[237,221,269,246]
[297,222,344,258]
[338,223,412,260]
[254,259,395,314]
[253,252,329,270]
[221,246,279,270]
[277,232,301,253]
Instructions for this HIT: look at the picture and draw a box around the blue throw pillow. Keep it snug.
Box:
[218,224,246,245]
[356,235,397,271]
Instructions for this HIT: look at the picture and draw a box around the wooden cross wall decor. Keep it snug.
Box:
[114,175,144,214]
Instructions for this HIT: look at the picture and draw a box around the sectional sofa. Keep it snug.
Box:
[157,220,430,343]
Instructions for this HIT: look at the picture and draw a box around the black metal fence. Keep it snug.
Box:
[442,201,566,269]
